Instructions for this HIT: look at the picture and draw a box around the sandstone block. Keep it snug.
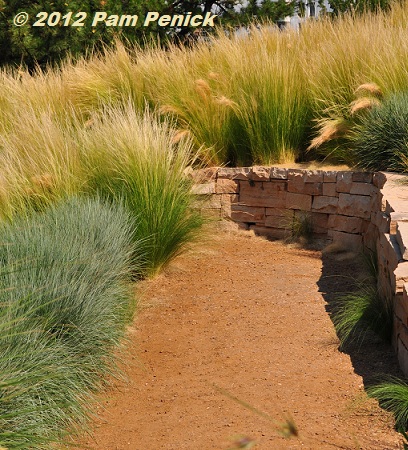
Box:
[287,170,305,193]
[377,233,402,271]
[239,183,287,208]
[200,209,221,219]
[189,167,218,183]
[363,222,378,251]
[199,194,221,209]
[312,196,339,214]
[220,194,238,218]
[370,191,383,213]
[270,167,288,180]
[230,204,265,223]
[338,193,371,219]
[395,327,408,377]
[328,214,364,234]
[395,286,408,328]
[336,172,353,193]
[322,183,337,197]
[240,180,287,194]
[288,169,323,185]
[391,212,408,235]
[289,181,323,195]
[371,211,390,233]
[352,172,373,183]
[265,207,287,217]
[311,212,329,234]
[328,229,363,249]
[349,182,375,196]
[286,192,312,211]
[377,269,395,304]
[265,215,290,229]
[269,181,288,192]
[249,166,270,181]
[215,179,239,194]
[323,171,338,183]
[397,221,408,260]
[222,193,238,205]
[192,182,216,195]
[217,167,251,180]
[395,261,408,293]
[304,170,324,183]
[373,172,387,189]
[391,212,408,222]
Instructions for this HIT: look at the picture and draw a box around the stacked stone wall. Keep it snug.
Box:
[192,166,385,249]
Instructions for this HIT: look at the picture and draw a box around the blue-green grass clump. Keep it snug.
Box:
[353,92,408,172]
[0,196,138,448]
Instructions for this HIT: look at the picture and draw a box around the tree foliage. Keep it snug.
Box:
[327,0,391,15]
[0,0,394,69]
[0,0,171,68]
[0,0,295,69]
[239,0,296,25]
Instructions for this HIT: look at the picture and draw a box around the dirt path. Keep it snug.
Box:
[80,229,402,450]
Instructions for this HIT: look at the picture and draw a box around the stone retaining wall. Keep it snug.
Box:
[379,175,408,375]
[191,166,386,250]
[191,166,408,376]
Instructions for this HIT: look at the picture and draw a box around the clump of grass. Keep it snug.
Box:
[291,211,314,244]
[230,25,312,165]
[281,210,314,245]
[306,82,383,165]
[147,44,249,166]
[352,91,408,172]
[302,2,408,163]
[0,196,137,447]
[367,378,408,432]
[0,105,84,220]
[332,251,393,348]
[80,105,204,276]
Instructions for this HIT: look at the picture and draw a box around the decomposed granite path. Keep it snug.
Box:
[78,228,403,450]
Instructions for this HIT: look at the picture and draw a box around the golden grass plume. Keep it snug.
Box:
[354,83,383,99]
[194,79,212,101]
[307,118,348,150]
[350,96,381,115]
[214,95,238,108]
[172,129,191,144]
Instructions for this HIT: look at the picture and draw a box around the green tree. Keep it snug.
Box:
[327,0,391,15]
[0,0,303,69]
[0,0,172,68]
[239,0,296,25]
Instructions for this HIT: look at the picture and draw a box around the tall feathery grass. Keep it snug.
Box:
[80,105,204,276]
[302,2,408,163]
[0,103,204,275]
[352,91,408,172]
[333,284,393,348]
[140,26,312,165]
[332,250,393,348]
[5,4,408,167]
[367,378,408,432]
[0,196,137,448]
[0,105,84,220]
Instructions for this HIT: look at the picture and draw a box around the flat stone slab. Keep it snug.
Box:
[381,172,408,214]
[397,222,408,260]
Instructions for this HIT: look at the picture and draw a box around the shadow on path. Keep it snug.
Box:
[317,250,403,385]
